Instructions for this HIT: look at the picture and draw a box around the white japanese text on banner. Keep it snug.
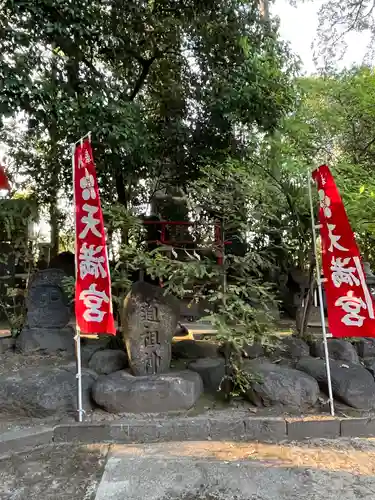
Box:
[73,139,116,335]
[312,164,375,337]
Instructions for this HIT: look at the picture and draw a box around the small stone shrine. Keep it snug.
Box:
[121,281,180,375]
[16,268,73,353]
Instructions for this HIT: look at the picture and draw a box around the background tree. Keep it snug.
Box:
[0,0,296,253]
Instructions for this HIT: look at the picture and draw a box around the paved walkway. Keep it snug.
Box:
[2,440,375,499]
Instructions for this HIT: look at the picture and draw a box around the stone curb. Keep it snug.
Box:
[0,426,54,458]
[2,417,375,456]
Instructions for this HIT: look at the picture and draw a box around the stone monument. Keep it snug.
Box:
[16,268,74,354]
[121,281,180,375]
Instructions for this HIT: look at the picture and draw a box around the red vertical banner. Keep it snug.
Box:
[73,138,116,335]
[312,164,375,337]
[0,164,10,191]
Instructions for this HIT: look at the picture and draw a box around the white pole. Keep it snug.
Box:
[75,327,84,422]
[308,168,335,416]
[72,142,84,422]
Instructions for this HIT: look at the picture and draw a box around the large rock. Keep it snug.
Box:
[15,326,75,354]
[243,360,319,408]
[172,340,219,360]
[357,338,375,358]
[297,357,375,409]
[121,282,180,375]
[188,357,225,394]
[88,349,128,375]
[0,365,96,417]
[280,336,309,359]
[242,342,264,359]
[363,358,375,378]
[312,339,360,364]
[92,370,203,413]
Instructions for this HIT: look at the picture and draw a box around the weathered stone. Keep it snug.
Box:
[88,349,128,375]
[243,418,287,441]
[243,360,319,408]
[312,339,360,364]
[0,336,15,354]
[24,269,71,328]
[172,340,219,360]
[0,365,96,417]
[121,281,180,375]
[340,418,375,437]
[357,338,375,358]
[280,336,309,359]
[188,357,225,393]
[287,419,340,440]
[364,357,375,377]
[242,342,264,359]
[297,357,375,409]
[15,326,75,354]
[92,370,203,413]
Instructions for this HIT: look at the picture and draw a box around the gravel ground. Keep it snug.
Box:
[0,444,109,500]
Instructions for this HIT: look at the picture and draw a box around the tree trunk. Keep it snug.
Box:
[49,45,60,259]
[258,0,270,22]
[296,256,316,337]
[50,202,59,259]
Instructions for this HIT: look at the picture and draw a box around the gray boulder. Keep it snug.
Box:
[80,337,112,365]
[242,342,264,359]
[92,370,203,413]
[0,365,96,417]
[363,358,375,378]
[15,326,75,355]
[172,340,219,360]
[0,336,15,354]
[297,357,375,409]
[312,339,360,364]
[88,349,128,375]
[280,336,309,359]
[243,360,319,408]
[357,338,375,358]
[188,357,225,393]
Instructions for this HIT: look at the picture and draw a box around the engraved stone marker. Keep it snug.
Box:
[121,281,180,376]
[26,268,71,328]
[16,268,74,354]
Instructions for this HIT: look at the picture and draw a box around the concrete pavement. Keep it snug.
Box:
[2,440,375,499]
[95,441,375,500]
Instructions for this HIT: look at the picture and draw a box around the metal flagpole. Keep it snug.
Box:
[72,141,84,422]
[308,168,335,416]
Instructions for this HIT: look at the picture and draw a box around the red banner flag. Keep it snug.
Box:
[0,164,10,191]
[312,164,375,337]
[73,138,116,335]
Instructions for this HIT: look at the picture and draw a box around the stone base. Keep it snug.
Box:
[92,370,203,413]
[16,326,75,354]
[0,365,96,417]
